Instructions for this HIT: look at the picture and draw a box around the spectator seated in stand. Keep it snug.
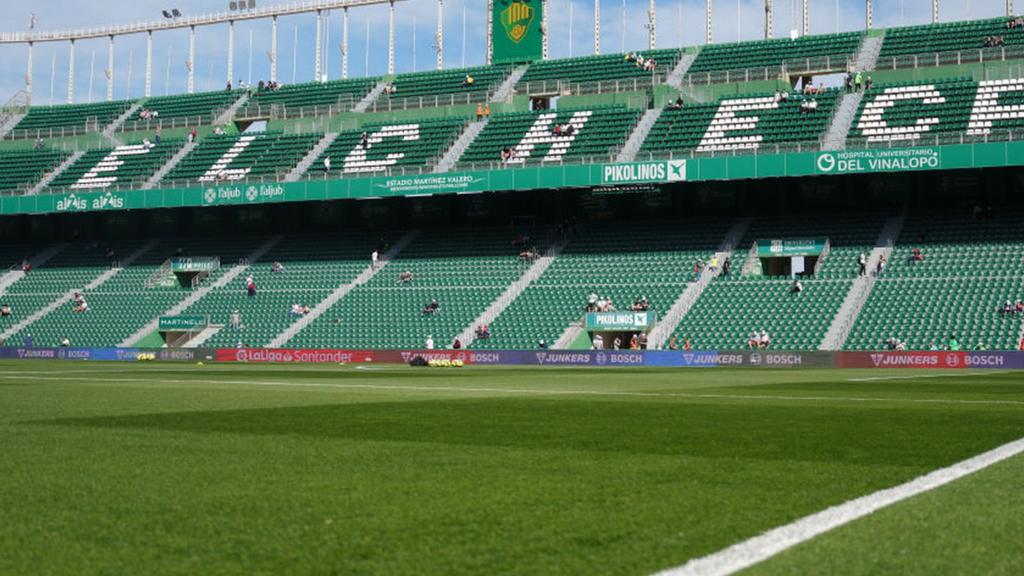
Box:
[475,324,491,340]
[422,299,440,315]
[271,261,285,273]
[398,271,414,285]
[0,303,10,317]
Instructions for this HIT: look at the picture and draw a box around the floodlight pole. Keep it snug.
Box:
[594,0,600,55]
[648,0,656,50]
[486,0,493,65]
[67,39,75,103]
[107,35,115,101]
[26,42,33,100]
[436,0,444,70]
[388,0,395,75]
[706,0,713,44]
[187,27,195,94]
[1010,1,1015,16]
[542,0,549,60]
[145,29,152,96]
[270,17,278,83]
[802,0,809,35]
[314,11,322,81]
[765,0,773,39]
[342,7,349,79]
[227,20,236,85]
[866,0,873,30]
[934,0,940,22]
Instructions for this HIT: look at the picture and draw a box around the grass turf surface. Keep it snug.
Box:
[0,362,1021,575]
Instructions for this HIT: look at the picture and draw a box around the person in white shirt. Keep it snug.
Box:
[425,335,435,350]
[371,250,379,269]
[324,156,331,173]
[60,337,71,347]
[593,334,604,350]
[230,310,242,330]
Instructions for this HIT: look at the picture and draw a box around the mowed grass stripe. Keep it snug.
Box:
[0,364,1022,575]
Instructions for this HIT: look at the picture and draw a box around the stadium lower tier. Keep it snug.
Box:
[0,212,1020,352]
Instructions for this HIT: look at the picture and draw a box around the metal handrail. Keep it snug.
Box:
[873,44,1024,71]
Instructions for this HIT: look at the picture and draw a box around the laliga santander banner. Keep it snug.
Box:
[216,348,377,364]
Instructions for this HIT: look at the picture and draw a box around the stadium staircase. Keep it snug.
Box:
[0,240,156,344]
[821,92,865,151]
[0,244,68,297]
[214,93,249,125]
[101,102,143,138]
[666,53,698,89]
[434,121,486,173]
[615,108,663,162]
[353,80,389,113]
[142,140,198,189]
[852,33,885,73]
[820,216,904,350]
[267,231,419,348]
[490,65,529,103]
[28,151,86,195]
[455,236,568,348]
[119,236,283,347]
[648,217,752,349]
[0,113,26,139]
[284,132,340,181]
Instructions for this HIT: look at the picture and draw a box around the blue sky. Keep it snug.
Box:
[0,0,1013,104]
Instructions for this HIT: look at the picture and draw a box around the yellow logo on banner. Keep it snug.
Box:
[501,1,534,44]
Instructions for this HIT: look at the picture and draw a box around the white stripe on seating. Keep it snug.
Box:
[651,436,1024,576]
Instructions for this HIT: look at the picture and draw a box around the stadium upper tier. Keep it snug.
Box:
[0,211,1020,352]
[389,65,512,99]
[850,77,1024,146]
[9,100,134,137]
[686,32,864,76]
[877,17,1024,60]
[516,49,682,91]
[127,90,244,125]
[459,106,642,167]
[640,89,840,157]
[240,77,379,117]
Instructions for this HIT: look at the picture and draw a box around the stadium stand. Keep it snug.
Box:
[846,211,1024,351]
[5,237,255,347]
[668,214,883,351]
[288,229,532,349]
[0,149,70,194]
[162,132,321,184]
[9,100,134,136]
[241,77,379,117]
[46,140,184,191]
[517,49,681,91]
[686,32,863,75]
[458,106,641,167]
[639,89,840,157]
[473,221,729,350]
[310,118,467,177]
[850,77,1024,145]
[877,17,1024,60]
[387,65,511,99]
[127,90,243,124]
[177,233,380,348]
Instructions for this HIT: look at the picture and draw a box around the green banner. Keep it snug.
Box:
[158,316,207,331]
[492,0,543,65]
[2,143,1022,217]
[756,238,828,257]
[586,311,656,331]
[813,148,941,175]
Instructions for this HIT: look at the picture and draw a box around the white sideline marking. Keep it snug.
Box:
[848,371,1011,382]
[652,435,1024,576]
[4,374,1024,407]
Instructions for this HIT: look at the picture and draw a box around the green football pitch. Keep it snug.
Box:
[1,362,1022,575]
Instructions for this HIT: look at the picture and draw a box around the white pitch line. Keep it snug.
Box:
[652,435,1024,576]
[848,371,1012,382]
[5,374,1024,407]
